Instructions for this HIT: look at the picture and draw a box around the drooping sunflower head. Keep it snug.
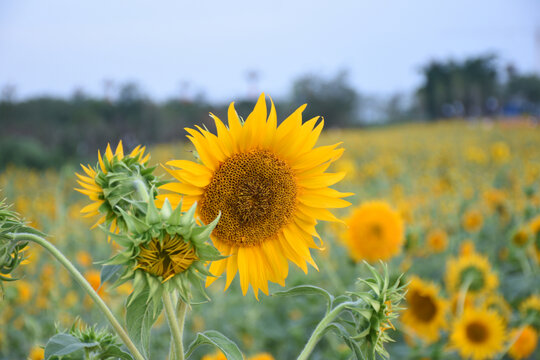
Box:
[450,307,506,360]
[445,252,498,296]
[75,141,157,235]
[159,93,352,298]
[343,201,405,263]
[401,276,447,343]
[106,196,222,304]
[508,325,538,360]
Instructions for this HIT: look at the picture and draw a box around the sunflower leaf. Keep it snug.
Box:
[125,288,162,358]
[44,333,98,359]
[185,330,243,360]
[272,285,334,313]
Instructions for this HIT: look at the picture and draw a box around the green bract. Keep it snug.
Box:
[103,194,222,306]
[0,197,42,285]
[93,151,161,234]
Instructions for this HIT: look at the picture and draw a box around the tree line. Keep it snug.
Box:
[1,53,539,169]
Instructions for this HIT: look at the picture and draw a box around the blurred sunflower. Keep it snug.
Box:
[529,215,540,260]
[520,294,540,328]
[426,228,448,253]
[508,325,538,360]
[28,346,44,360]
[446,252,498,296]
[462,209,484,233]
[449,308,506,360]
[484,293,512,324]
[343,201,404,262]
[160,94,351,297]
[75,141,150,233]
[401,276,447,343]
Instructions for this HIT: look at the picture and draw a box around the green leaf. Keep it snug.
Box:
[44,333,98,359]
[99,345,134,360]
[100,265,123,287]
[185,330,243,360]
[273,285,334,313]
[125,288,163,358]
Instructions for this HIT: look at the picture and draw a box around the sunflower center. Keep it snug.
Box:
[370,224,383,238]
[466,321,489,343]
[409,290,438,322]
[459,266,485,292]
[199,149,297,247]
[136,235,197,280]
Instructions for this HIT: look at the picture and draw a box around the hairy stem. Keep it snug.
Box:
[163,291,186,360]
[297,300,361,360]
[10,232,146,360]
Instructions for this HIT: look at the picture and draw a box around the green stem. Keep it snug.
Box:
[297,300,360,360]
[163,291,186,360]
[10,232,145,360]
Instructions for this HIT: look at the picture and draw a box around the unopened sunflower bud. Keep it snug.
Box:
[75,141,161,236]
[347,263,406,359]
[104,196,222,306]
[0,198,41,284]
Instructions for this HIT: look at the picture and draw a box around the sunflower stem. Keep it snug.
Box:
[9,232,146,360]
[297,300,361,360]
[163,291,186,360]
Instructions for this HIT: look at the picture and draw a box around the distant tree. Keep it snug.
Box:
[291,70,359,127]
[418,54,499,119]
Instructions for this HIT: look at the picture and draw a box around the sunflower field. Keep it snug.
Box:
[1,100,540,360]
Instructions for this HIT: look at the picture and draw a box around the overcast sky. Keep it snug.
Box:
[1,0,539,102]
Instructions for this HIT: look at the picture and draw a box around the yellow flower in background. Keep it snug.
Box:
[462,209,484,233]
[445,253,498,296]
[248,353,275,360]
[460,239,476,256]
[511,229,530,248]
[484,293,512,324]
[343,201,404,262]
[426,228,448,253]
[75,141,149,232]
[450,308,506,360]
[76,251,93,267]
[401,276,447,343]
[28,346,44,360]
[490,141,511,163]
[201,351,226,360]
[508,325,538,360]
[15,280,32,303]
[160,94,351,298]
[520,294,540,321]
[85,269,105,297]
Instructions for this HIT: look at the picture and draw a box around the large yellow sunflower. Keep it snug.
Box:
[75,141,149,232]
[445,252,498,297]
[159,94,351,298]
[343,201,404,262]
[449,308,506,360]
[401,276,447,343]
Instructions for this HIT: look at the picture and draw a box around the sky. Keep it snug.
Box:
[1,0,539,102]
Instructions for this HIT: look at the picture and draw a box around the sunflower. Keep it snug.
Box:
[449,308,506,360]
[343,201,404,262]
[508,325,538,360]
[401,276,447,343]
[520,294,540,329]
[159,94,351,298]
[462,209,484,233]
[75,141,151,233]
[426,228,448,253]
[445,252,498,296]
[136,234,198,281]
[529,215,540,261]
